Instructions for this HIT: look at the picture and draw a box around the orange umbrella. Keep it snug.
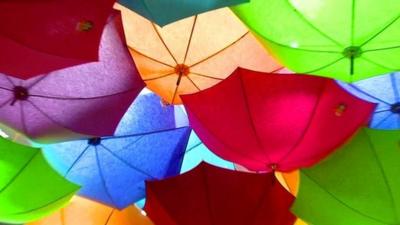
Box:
[27,196,153,225]
[116,4,281,104]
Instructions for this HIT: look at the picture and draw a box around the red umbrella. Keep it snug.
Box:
[181,68,376,172]
[145,162,296,225]
[0,0,115,79]
[0,11,144,142]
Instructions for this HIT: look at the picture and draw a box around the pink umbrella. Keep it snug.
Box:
[0,11,144,142]
[0,0,116,78]
[181,68,376,172]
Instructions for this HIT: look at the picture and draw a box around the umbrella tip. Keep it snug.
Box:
[268,163,278,171]
[76,20,94,32]
[88,137,102,146]
[390,102,400,114]
[11,86,29,105]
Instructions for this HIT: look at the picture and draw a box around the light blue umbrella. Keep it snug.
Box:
[43,92,191,209]
[338,72,400,129]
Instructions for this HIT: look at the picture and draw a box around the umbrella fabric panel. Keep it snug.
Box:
[338,72,400,129]
[232,0,400,81]
[292,128,400,225]
[0,12,144,141]
[0,138,79,223]
[0,0,116,78]
[118,0,248,26]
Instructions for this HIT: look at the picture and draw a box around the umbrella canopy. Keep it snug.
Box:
[232,0,400,81]
[0,137,79,224]
[43,93,191,209]
[116,5,282,104]
[180,131,235,173]
[292,128,400,225]
[0,12,144,142]
[145,162,296,225]
[27,196,153,225]
[0,0,116,78]
[338,72,400,129]
[118,0,248,26]
[181,68,376,172]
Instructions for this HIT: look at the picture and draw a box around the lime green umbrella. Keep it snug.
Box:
[292,128,400,225]
[0,138,79,224]
[232,0,400,82]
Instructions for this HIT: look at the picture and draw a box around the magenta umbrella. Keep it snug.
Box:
[0,12,144,142]
[0,0,116,79]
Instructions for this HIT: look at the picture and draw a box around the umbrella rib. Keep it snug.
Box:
[28,88,136,101]
[301,171,392,225]
[186,76,201,91]
[0,97,13,109]
[190,72,224,81]
[2,75,16,87]
[270,66,286,73]
[348,84,392,105]
[0,151,39,193]
[143,72,175,82]
[373,112,394,128]
[94,147,118,207]
[360,13,400,47]
[128,47,175,68]
[189,32,249,68]
[26,73,52,89]
[103,127,187,140]
[0,86,13,92]
[301,56,345,75]
[104,209,115,225]
[364,45,400,52]
[285,0,344,47]
[390,73,400,102]
[361,56,399,75]
[183,15,198,64]
[151,23,179,65]
[238,74,270,162]
[375,109,391,114]
[277,79,328,165]
[8,190,78,216]
[64,145,92,177]
[118,135,145,151]
[100,144,158,179]
[350,0,356,45]
[19,101,29,135]
[364,131,400,223]
[171,141,203,166]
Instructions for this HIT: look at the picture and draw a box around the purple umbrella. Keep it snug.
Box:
[0,12,144,142]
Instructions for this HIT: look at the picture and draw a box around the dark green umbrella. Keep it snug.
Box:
[0,138,79,224]
[118,0,248,26]
[292,128,400,225]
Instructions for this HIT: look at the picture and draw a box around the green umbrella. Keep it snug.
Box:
[292,128,400,225]
[118,0,248,26]
[0,138,79,224]
[232,0,400,82]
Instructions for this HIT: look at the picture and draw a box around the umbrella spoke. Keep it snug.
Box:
[364,45,400,53]
[19,101,28,135]
[360,13,400,47]
[350,0,356,44]
[142,72,175,82]
[190,72,224,81]
[29,88,135,101]
[373,112,394,128]
[64,145,91,177]
[103,127,187,140]
[348,84,392,105]
[302,57,345,75]
[361,56,399,74]
[128,47,175,68]
[186,76,201,91]
[94,147,117,207]
[183,16,198,64]
[151,23,179,64]
[390,73,400,102]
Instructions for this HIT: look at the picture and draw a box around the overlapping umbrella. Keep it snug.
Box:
[117,5,281,104]
[43,93,191,209]
[0,137,79,224]
[145,162,296,225]
[0,11,144,142]
[182,68,375,172]
[232,0,400,81]
[0,0,116,78]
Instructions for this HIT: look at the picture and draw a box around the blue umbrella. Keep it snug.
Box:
[180,131,235,173]
[338,72,400,129]
[43,92,191,209]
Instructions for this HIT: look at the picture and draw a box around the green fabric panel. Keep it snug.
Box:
[292,128,400,225]
[231,0,400,81]
[0,138,79,224]
[120,0,248,26]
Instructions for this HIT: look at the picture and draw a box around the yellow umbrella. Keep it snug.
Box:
[116,4,281,104]
[27,196,153,225]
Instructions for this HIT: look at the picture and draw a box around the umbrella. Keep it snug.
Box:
[0,0,116,78]
[116,5,282,104]
[338,72,400,129]
[144,162,296,225]
[180,131,235,173]
[43,93,191,209]
[0,137,79,224]
[181,68,376,172]
[232,0,400,81]
[292,128,400,225]
[0,11,144,142]
[117,0,248,26]
[27,196,153,225]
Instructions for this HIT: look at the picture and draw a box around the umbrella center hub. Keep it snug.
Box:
[13,86,29,101]
[88,137,102,146]
[343,46,362,58]
[390,102,400,114]
[175,64,190,76]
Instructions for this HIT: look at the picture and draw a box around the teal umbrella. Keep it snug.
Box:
[118,0,248,26]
